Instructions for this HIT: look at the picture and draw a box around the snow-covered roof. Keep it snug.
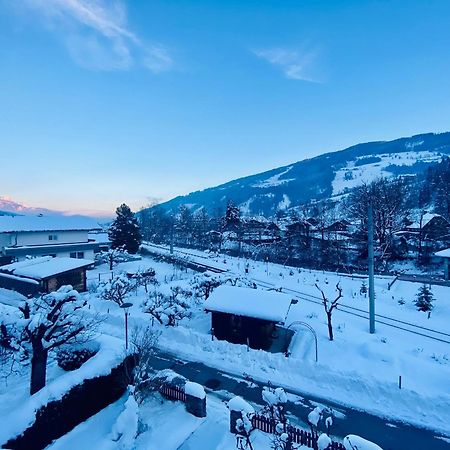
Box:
[0,215,101,233]
[435,248,450,258]
[0,256,94,280]
[205,285,293,324]
[409,213,442,229]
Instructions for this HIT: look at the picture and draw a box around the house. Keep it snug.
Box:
[0,215,101,264]
[325,219,352,233]
[0,256,94,296]
[406,213,450,241]
[205,285,295,352]
[435,248,450,280]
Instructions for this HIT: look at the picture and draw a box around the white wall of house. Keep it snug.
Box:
[11,230,89,247]
[14,248,95,262]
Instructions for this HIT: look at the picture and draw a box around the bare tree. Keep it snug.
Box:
[315,283,343,341]
[122,326,160,403]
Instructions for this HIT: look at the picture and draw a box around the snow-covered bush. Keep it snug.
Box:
[317,433,332,450]
[143,286,193,326]
[56,342,99,371]
[99,274,136,306]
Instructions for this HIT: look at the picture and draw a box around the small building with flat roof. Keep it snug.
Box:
[0,256,94,296]
[205,285,295,352]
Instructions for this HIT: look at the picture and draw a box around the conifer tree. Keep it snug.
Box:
[414,284,434,312]
[109,203,142,254]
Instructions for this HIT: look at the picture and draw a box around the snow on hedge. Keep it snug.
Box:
[343,434,383,450]
[228,396,255,414]
[0,334,125,444]
[185,381,206,399]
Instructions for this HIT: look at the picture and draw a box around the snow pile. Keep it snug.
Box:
[0,334,125,445]
[343,434,383,450]
[0,215,100,233]
[111,388,139,449]
[185,381,206,399]
[317,433,332,450]
[228,396,255,414]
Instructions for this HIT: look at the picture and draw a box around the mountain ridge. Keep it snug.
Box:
[151,132,450,217]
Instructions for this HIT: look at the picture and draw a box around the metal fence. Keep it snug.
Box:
[251,414,345,450]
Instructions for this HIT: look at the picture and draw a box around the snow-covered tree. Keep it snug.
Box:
[134,268,158,293]
[109,204,142,254]
[315,283,343,341]
[99,274,136,306]
[97,247,132,271]
[5,286,98,394]
[144,286,193,326]
[414,284,434,313]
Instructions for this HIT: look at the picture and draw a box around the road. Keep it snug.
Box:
[149,350,450,450]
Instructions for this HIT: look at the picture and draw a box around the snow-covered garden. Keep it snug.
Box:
[1,245,450,448]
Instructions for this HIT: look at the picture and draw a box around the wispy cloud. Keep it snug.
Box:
[253,46,321,82]
[15,0,173,72]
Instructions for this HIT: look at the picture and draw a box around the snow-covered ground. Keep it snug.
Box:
[332,150,442,196]
[99,245,449,435]
[46,391,310,450]
[1,246,450,447]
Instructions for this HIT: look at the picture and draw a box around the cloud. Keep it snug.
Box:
[254,46,321,82]
[16,0,173,73]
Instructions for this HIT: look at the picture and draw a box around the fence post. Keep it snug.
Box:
[399,375,402,389]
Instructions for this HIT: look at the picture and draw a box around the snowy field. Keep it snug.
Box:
[332,149,442,196]
[1,247,450,447]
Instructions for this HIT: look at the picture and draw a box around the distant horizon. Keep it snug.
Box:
[2,129,448,218]
[2,0,450,213]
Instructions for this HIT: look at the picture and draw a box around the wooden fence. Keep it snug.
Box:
[159,384,187,403]
[251,414,345,450]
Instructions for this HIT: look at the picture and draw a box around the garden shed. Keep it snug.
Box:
[205,285,295,352]
[0,256,94,296]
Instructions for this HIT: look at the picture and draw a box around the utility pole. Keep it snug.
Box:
[170,216,174,255]
[368,201,375,334]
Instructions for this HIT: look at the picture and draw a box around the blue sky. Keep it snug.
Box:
[1,0,450,216]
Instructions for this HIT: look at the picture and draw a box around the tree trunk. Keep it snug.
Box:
[327,312,334,341]
[30,341,48,395]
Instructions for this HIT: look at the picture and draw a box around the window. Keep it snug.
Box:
[70,252,77,258]
[77,252,84,259]
[48,234,58,241]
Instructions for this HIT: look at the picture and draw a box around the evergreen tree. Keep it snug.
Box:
[414,284,434,312]
[223,200,241,231]
[109,203,142,254]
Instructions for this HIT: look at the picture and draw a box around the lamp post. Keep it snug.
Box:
[120,302,133,350]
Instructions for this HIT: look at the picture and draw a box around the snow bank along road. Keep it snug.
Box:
[149,350,449,450]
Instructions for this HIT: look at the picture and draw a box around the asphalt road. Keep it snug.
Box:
[149,351,450,450]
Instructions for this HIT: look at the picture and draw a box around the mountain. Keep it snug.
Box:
[0,197,56,216]
[152,132,450,217]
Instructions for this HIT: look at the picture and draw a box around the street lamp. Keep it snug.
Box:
[120,302,133,350]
